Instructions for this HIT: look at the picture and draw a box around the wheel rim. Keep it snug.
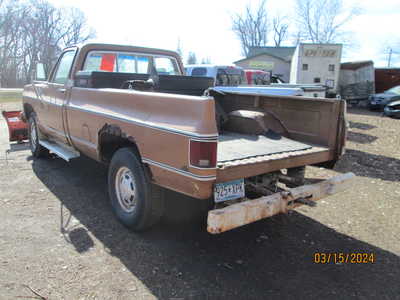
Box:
[115,166,137,213]
[30,121,37,151]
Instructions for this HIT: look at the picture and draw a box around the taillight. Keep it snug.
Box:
[189,140,217,168]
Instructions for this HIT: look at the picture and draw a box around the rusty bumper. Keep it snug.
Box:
[207,172,355,234]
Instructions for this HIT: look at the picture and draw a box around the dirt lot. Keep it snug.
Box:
[0,100,399,300]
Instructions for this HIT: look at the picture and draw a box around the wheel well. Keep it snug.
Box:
[98,124,141,164]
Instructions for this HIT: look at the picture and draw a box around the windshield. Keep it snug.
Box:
[385,86,400,95]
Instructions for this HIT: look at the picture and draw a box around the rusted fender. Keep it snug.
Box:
[207,172,355,234]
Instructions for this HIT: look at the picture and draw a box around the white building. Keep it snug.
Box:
[290,44,342,95]
[233,43,343,96]
[234,47,296,83]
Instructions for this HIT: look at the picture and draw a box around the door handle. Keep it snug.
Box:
[58,88,66,93]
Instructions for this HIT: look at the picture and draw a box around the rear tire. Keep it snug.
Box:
[108,147,164,231]
[28,113,49,158]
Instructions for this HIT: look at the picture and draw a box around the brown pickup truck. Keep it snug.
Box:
[23,43,354,234]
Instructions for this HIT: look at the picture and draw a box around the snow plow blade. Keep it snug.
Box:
[2,110,28,142]
[207,172,355,234]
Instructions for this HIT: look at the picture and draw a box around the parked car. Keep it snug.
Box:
[22,43,353,234]
[184,64,245,86]
[384,100,400,118]
[369,85,400,110]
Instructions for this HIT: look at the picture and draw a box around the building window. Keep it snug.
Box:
[326,79,334,88]
[302,64,308,71]
[329,64,335,72]
[314,77,321,83]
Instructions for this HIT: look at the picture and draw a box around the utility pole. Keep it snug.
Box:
[388,48,392,67]
[176,37,183,58]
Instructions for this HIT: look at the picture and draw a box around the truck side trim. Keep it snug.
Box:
[142,158,216,181]
[68,104,218,140]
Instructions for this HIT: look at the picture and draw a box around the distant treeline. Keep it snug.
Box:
[0,0,95,87]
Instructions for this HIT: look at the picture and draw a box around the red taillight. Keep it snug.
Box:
[189,140,217,168]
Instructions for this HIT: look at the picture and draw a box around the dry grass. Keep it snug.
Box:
[0,89,23,103]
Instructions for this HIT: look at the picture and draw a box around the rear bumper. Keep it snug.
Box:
[207,172,355,234]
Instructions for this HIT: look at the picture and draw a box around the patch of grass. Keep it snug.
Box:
[0,90,22,103]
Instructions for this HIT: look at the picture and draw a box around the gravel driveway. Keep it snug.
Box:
[0,101,399,299]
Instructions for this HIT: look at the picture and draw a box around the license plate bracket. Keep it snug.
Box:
[214,179,245,203]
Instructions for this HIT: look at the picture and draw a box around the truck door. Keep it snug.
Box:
[46,49,77,144]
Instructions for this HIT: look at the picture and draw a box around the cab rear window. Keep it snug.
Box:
[83,52,150,74]
[154,57,179,75]
[84,53,117,72]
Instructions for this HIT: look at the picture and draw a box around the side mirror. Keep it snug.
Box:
[35,63,47,81]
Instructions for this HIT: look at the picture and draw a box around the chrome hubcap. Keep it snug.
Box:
[115,167,137,213]
[30,122,37,150]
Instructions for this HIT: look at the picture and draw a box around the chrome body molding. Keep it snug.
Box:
[142,158,216,181]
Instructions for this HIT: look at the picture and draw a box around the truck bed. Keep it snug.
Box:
[217,132,328,168]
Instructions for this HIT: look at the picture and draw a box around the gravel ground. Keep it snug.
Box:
[0,101,399,300]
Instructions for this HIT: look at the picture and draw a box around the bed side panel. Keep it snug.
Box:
[66,88,218,199]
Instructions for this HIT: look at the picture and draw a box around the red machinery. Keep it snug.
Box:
[244,70,271,85]
[2,111,28,142]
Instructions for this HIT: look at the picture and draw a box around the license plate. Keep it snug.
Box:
[214,179,245,203]
[371,101,376,104]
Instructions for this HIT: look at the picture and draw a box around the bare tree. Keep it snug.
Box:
[232,0,269,56]
[0,0,95,87]
[0,0,28,86]
[57,7,95,48]
[201,57,211,64]
[272,15,289,46]
[295,0,359,44]
[187,52,197,65]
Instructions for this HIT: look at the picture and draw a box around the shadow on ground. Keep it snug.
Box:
[30,156,400,299]
[348,121,376,131]
[8,142,29,152]
[347,107,384,118]
[335,149,400,182]
[347,131,378,144]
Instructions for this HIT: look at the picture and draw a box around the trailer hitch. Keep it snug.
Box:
[283,191,316,207]
[292,197,316,207]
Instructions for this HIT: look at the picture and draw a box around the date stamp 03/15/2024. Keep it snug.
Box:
[314,253,375,264]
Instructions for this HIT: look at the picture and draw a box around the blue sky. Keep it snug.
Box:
[50,0,400,67]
